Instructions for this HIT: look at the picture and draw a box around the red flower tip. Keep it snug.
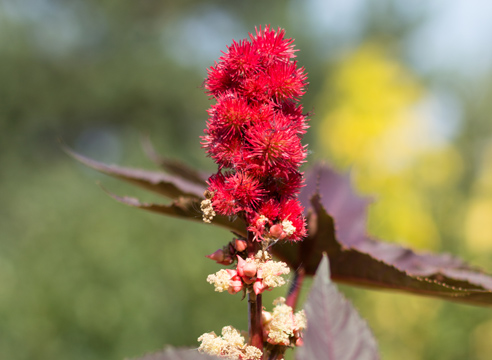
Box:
[233,239,248,252]
[245,121,307,177]
[250,25,297,63]
[206,249,225,263]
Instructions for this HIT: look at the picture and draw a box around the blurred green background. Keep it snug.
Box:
[2,0,492,359]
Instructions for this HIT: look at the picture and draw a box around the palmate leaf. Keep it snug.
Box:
[65,145,247,234]
[141,135,209,186]
[67,146,492,305]
[102,190,246,236]
[272,163,492,305]
[64,146,205,199]
[297,254,379,360]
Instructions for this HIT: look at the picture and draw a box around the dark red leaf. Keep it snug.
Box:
[103,189,247,236]
[64,146,206,199]
[141,135,209,186]
[272,163,492,305]
[132,348,218,360]
[297,254,380,360]
[67,143,492,305]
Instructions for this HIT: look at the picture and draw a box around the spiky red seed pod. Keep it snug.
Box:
[206,91,252,140]
[223,40,262,79]
[266,61,307,101]
[226,171,266,208]
[255,199,280,221]
[249,26,297,63]
[204,63,234,96]
[202,25,309,241]
[202,135,244,170]
[245,122,307,177]
[207,173,239,216]
[277,100,310,135]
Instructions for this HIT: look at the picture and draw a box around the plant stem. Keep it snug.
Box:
[247,232,263,351]
[248,291,263,351]
[267,347,285,360]
[285,267,305,310]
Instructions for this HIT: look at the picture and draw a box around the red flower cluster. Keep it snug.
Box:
[202,26,308,241]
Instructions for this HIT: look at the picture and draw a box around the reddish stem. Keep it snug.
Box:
[248,291,263,351]
[267,349,284,360]
[265,344,286,360]
[247,233,263,351]
[285,267,305,310]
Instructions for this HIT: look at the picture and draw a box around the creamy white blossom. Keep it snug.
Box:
[263,297,307,346]
[207,269,231,292]
[201,199,216,223]
[281,219,296,237]
[258,260,290,288]
[198,326,262,360]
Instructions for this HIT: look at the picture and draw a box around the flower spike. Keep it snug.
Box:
[201,26,309,243]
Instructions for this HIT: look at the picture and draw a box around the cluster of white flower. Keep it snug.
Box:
[201,198,216,223]
[206,251,290,295]
[258,260,290,288]
[263,297,306,346]
[281,219,296,237]
[207,269,233,292]
[198,326,262,360]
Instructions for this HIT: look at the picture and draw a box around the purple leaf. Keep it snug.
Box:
[65,146,246,235]
[103,189,247,236]
[141,135,209,186]
[67,143,492,305]
[64,146,206,199]
[297,254,380,360]
[132,348,218,360]
[272,163,492,305]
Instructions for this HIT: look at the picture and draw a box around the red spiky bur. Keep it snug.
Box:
[200,26,309,358]
[201,26,309,242]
